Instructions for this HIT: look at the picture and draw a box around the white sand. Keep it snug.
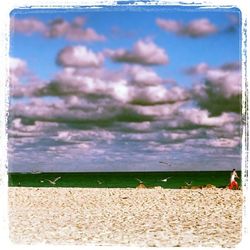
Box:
[8,187,242,247]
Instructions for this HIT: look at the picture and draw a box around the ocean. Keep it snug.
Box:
[8,171,241,189]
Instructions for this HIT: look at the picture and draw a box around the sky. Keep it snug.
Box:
[8,6,242,172]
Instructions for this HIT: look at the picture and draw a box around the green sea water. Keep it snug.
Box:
[8,171,241,189]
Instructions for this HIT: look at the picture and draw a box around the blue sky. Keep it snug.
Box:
[10,8,241,85]
[8,6,242,172]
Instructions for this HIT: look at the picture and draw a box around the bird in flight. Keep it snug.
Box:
[31,171,41,174]
[159,161,172,166]
[44,176,61,185]
[135,178,143,183]
[185,181,192,186]
[161,177,171,182]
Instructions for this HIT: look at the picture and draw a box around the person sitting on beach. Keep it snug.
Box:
[228,169,240,190]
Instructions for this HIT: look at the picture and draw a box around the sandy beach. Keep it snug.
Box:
[9,187,242,247]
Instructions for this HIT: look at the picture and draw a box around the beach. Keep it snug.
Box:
[9,187,242,247]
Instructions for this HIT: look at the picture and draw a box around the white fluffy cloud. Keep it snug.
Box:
[9,57,46,97]
[130,85,190,105]
[35,66,190,106]
[183,19,217,37]
[56,46,104,68]
[125,65,165,86]
[106,40,169,65]
[133,102,182,118]
[192,64,241,115]
[206,69,241,98]
[9,118,59,138]
[9,57,28,86]
[179,108,240,127]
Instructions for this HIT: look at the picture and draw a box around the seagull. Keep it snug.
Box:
[135,178,143,183]
[159,161,172,166]
[185,181,192,186]
[45,176,61,185]
[161,177,171,182]
[97,180,102,185]
[31,171,41,174]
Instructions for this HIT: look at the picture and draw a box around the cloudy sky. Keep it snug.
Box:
[8,6,241,172]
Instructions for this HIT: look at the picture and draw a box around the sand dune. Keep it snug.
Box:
[8,187,242,247]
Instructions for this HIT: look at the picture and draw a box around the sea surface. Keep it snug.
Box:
[8,171,241,188]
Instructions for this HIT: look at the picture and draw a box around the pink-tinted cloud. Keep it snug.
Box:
[11,95,240,139]
[10,77,240,161]
[156,19,182,33]
[120,121,152,132]
[106,40,169,65]
[10,17,47,35]
[207,138,240,148]
[9,57,46,97]
[180,108,240,127]
[184,62,209,75]
[12,84,43,98]
[125,65,164,86]
[220,62,241,71]
[54,129,115,144]
[37,67,127,101]
[9,118,59,139]
[130,85,190,106]
[49,64,171,87]
[35,66,189,106]
[206,69,241,98]
[46,18,70,37]
[66,27,105,42]
[9,57,31,96]
[133,102,182,118]
[183,19,217,37]
[47,17,105,42]
[185,61,240,76]
[192,63,241,115]
[56,46,104,68]
[9,57,28,85]
[163,130,201,142]
[78,65,173,86]
[72,16,86,27]
[142,107,240,132]
[11,17,105,42]
[156,18,217,37]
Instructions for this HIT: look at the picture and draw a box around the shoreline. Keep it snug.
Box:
[8,171,241,189]
[9,187,242,247]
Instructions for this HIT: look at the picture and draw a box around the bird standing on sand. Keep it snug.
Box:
[44,176,61,185]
